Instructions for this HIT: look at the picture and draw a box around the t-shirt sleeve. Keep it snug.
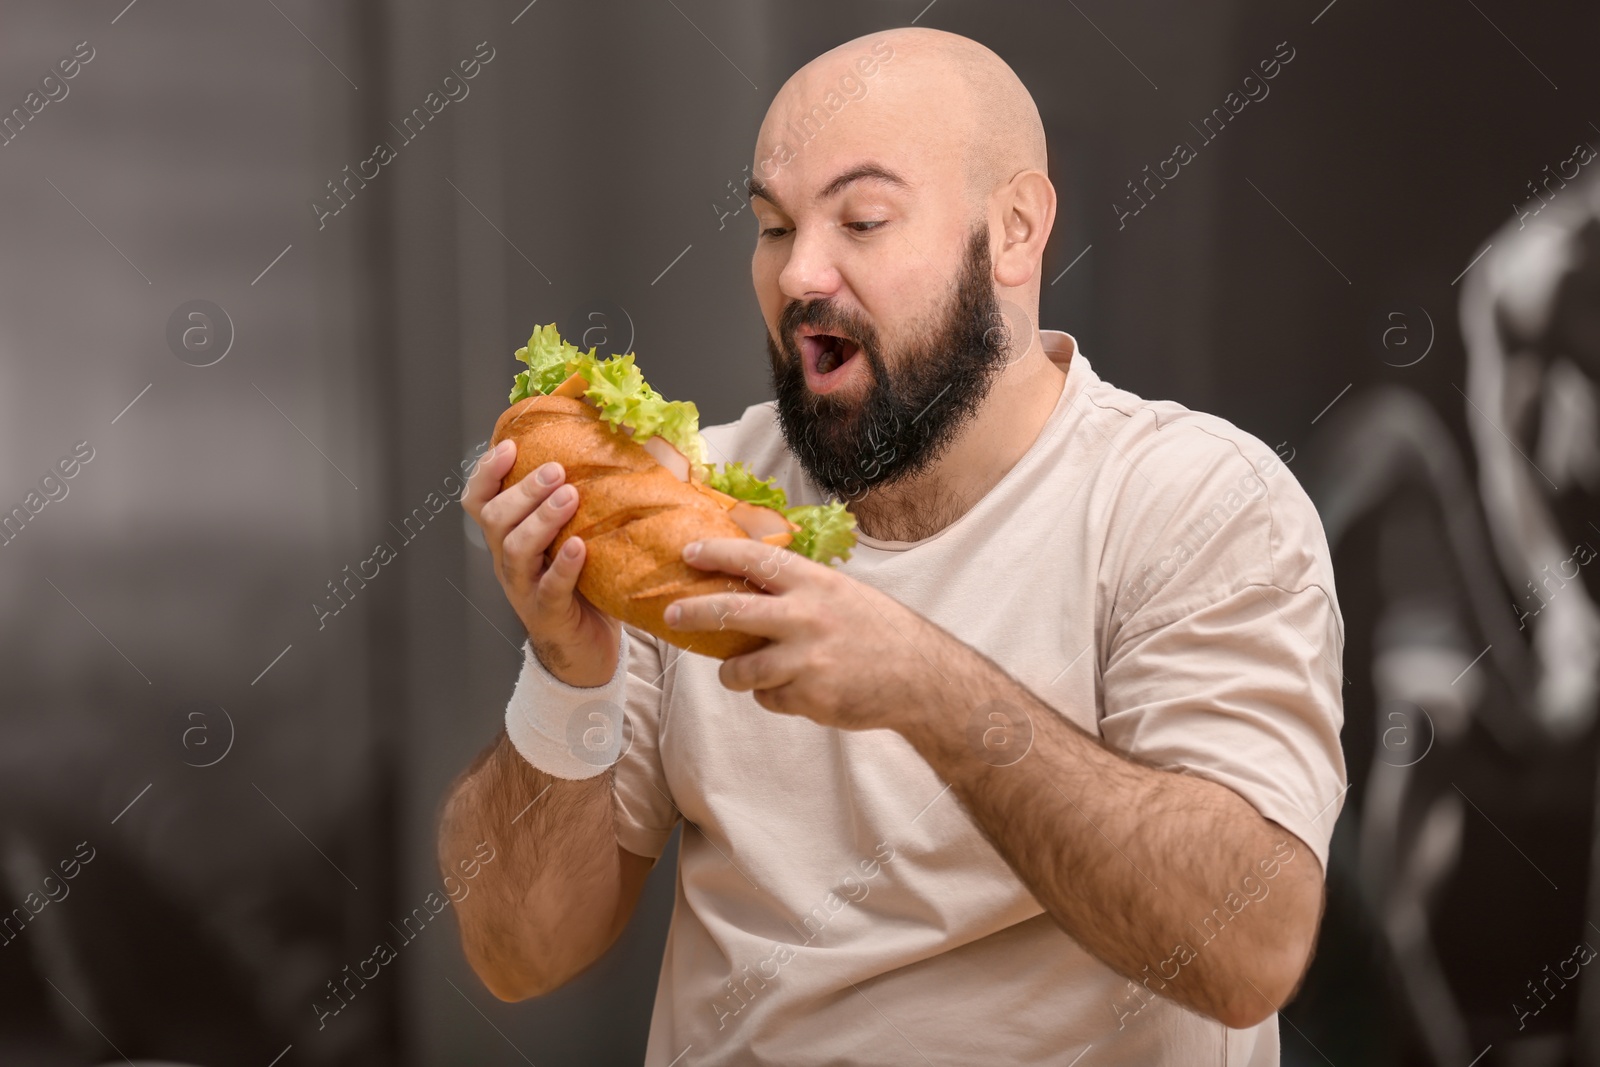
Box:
[611,622,682,859]
[1097,424,1348,873]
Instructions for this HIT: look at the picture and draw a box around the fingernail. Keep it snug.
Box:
[562,538,581,558]
[664,604,681,625]
[536,462,561,486]
[552,485,576,505]
[683,542,700,562]
[497,440,513,456]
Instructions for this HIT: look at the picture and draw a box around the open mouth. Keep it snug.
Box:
[798,328,863,391]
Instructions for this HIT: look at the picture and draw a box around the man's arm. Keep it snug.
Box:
[439,728,655,1001]
[895,645,1324,1031]
[449,442,662,999]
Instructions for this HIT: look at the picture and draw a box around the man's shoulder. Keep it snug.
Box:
[1070,372,1295,505]
[1073,371,1333,611]
[1077,372,1278,472]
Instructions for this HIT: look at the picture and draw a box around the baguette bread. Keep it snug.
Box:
[491,394,769,660]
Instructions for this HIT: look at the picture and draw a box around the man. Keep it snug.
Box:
[443,26,1345,1066]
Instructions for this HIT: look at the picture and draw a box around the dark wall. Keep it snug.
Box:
[0,0,392,1062]
[4,0,1599,1064]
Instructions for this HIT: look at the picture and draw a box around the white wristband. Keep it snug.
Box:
[504,628,632,780]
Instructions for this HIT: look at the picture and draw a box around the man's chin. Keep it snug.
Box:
[799,390,872,429]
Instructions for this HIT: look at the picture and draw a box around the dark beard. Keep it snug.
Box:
[766,225,1010,503]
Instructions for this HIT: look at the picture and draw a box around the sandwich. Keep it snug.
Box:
[489,323,857,660]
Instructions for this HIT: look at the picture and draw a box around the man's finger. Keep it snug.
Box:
[460,439,516,518]
[501,484,581,573]
[534,535,586,616]
[481,460,565,537]
[666,591,789,637]
[750,684,798,715]
[681,537,809,594]
[719,646,801,694]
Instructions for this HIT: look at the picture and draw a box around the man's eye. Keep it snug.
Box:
[845,220,885,233]
[760,226,791,239]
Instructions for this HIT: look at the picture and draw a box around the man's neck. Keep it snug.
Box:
[847,330,1070,543]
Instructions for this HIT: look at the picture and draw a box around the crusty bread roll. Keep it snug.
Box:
[491,395,768,660]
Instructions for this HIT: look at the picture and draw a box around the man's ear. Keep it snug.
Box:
[993,169,1056,289]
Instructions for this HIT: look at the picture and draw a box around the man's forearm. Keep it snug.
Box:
[439,729,624,1000]
[894,646,1323,1030]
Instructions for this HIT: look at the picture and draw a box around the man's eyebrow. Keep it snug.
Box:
[817,163,909,200]
[747,176,779,208]
[745,163,910,211]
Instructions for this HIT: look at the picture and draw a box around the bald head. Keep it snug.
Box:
[757,28,1047,208]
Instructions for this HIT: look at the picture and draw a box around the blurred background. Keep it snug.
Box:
[2,0,1598,1063]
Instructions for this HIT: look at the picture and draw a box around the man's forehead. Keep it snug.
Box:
[751,98,961,210]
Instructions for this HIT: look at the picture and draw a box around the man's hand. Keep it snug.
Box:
[664,537,962,730]
[460,439,621,688]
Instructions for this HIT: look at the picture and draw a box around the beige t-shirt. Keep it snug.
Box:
[528,330,1346,1065]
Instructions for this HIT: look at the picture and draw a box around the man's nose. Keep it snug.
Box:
[778,227,843,302]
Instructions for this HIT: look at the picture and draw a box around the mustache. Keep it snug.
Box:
[776,299,878,354]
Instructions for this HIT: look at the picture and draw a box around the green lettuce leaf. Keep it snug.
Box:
[507,324,705,465]
[704,462,790,511]
[704,461,857,565]
[784,502,858,565]
[581,352,708,467]
[509,323,598,403]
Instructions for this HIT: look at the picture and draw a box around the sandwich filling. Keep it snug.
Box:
[509,323,858,564]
